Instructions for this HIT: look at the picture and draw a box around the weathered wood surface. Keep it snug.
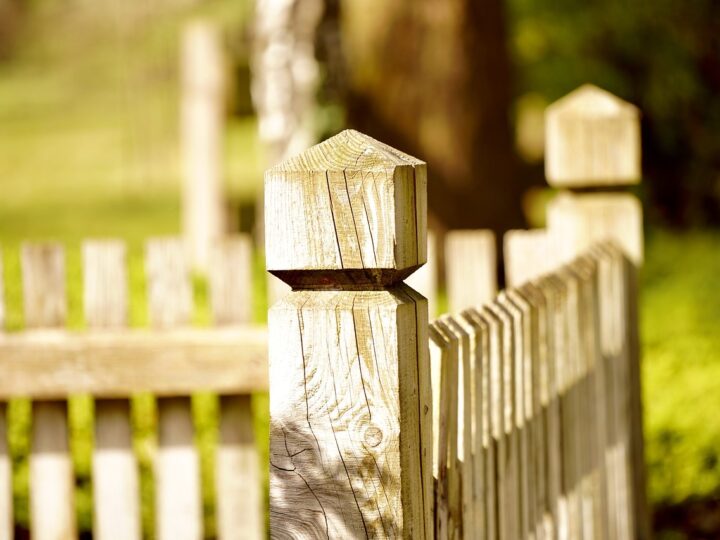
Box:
[147,239,202,540]
[84,240,141,540]
[545,84,640,186]
[265,129,427,287]
[0,402,10,540]
[209,236,264,540]
[547,191,644,265]
[445,230,496,313]
[269,288,432,538]
[22,243,77,540]
[429,321,459,540]
[181,20,227,271]
[266,132,432,538]
[406,230,438,317]
[0,327,268,399]
[503,228,552,287]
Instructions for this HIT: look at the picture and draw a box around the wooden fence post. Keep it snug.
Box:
[545,84,649,539]
[181,20,227,272]
[22,243,77,540]
[265,130,433,538]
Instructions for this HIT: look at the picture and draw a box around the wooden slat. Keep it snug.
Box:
[406,230,438,317]
[429,322,458,540]
[459,309,489,540]
[0,402,11,540]
[210,236,253,325]
[147,239,201,540]
[503,290,537,540]
[0,327,268,399]
[22,243,76,540]
[216,395,261,539]
[445,230,496,313]
[503,229,552,287]
[442,316,474,537]
[208,236,264,540]
[83,240,141,540]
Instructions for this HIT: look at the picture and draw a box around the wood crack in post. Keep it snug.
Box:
[330,421,370,539]
[325,170,345,269]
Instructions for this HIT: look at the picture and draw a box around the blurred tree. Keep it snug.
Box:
[341,0,525,234]
[0,0,24,60]
[510,0,720,226]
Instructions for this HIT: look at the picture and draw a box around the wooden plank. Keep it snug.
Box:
[406,230,438,317]
[503,229,552,287]
[536,275,568,539]
[0,402,11,540]
[445,230,497,313]
[547,192,643,266]
[0,327,268,399]
[146,239,202,540]
[266,131,432,538]
[22,243,76,540]
[483,301,518,540]
[208,236,264,540]
[545,84,640,187]
[441,316,474,537]
[83,240,141,540]
[181,21,227,272]
[209,236,254,325]
[429,322,458,540]
[459,308,490,540]
[216,395,262,540]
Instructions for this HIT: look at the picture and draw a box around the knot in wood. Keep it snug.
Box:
[363,426,383,448]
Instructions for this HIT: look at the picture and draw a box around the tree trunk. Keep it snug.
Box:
[343,0,524,234]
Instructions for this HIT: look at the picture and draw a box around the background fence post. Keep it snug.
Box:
[445,230,496,313]
[181,21,227,272]
[83,240,142,540]
[22,243,77,540]
[545,84,650,539]
[265,130,433,538]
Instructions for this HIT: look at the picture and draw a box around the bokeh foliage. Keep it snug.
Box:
[510,0,720,226]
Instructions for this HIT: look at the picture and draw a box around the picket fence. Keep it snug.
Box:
[0,84,648,540]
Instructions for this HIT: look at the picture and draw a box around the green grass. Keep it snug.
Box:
[641,229,720,504]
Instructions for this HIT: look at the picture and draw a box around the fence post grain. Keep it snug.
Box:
[146,238,201,540]
[208,235,264,540]
[22,243,76,540]
[545,84,649,539]
[83,240,141,540]
[265,130,432,538]
[181,21,227,272]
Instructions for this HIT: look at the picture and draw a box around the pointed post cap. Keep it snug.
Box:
[265,130,427,288]
[545,84,641,186]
